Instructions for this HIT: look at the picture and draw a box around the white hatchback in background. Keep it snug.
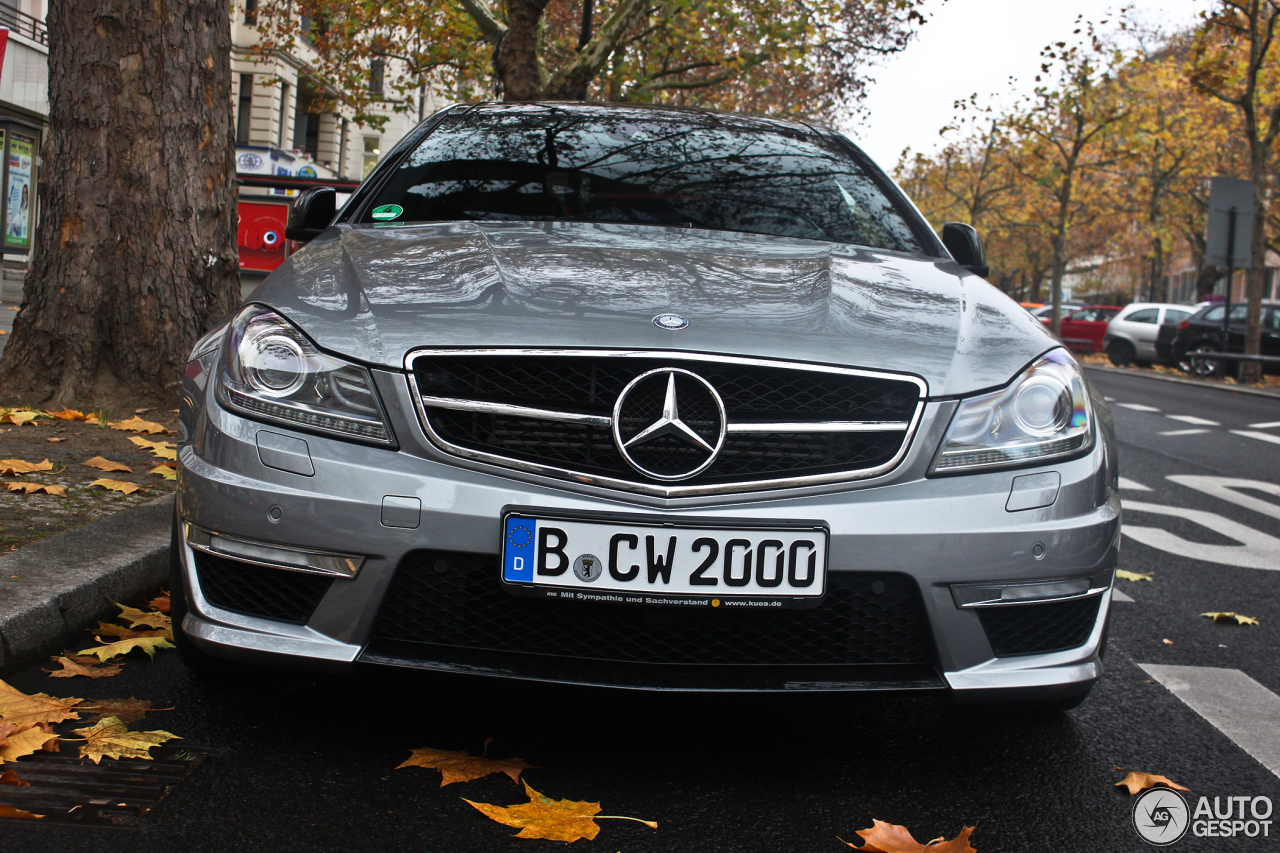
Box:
[1104,303,1195,366]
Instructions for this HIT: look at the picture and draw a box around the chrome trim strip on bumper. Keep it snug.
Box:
[726,421,910,433]
[418,395,614,427]
[184,522,366,579]
[403,347,928,498]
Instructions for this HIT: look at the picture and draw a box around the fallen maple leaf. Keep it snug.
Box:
[0,769,27,786]
[90,478,141,495]
[128,436,177,459]
[78,636,174,662]
[109,416,171,435]
[0,459,52,475]
[0,804,42,819]
[3,482,67,496]
[1162,638,1174,645]
[149,464,177,481]
[0,410,40,426]
[842,820,977,853]
[398,744,533,786]
[1201,612,1259,626]
[1116,570,1153,582]
[149,593,170,614]
[1116,770,1190,796]
[45,437,66,442]
[70,716,179,764]
[464,781,655,843]
[0,723,59,764]
[77,699,157,725]
[0,679,81,726]
[48,408,91,422]
[43,654,124,679]
[84,456,132,473]
[114,602,172,631]
[92,621,170,641]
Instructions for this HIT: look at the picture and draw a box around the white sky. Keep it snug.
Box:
[846,0,1210,169]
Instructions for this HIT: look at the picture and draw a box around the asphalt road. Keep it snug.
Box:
[4,369,1280,852]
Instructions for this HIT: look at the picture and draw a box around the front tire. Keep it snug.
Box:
[1186,342,1221,377]
[1107,339,1135,367]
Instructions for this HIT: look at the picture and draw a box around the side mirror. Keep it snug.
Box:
[941,222,990,278]
[285,187,336,243]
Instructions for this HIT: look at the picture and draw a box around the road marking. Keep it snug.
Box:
[1139,664,1280,780]
[1122,499,1280,569]
[1249,421,1280,429]
[1104,396,1116,402]
[1168,476,1280,522]
[1118,477,1151,491]
[1167,414,1220,426]
[1112,588,1135,603]
[1116,403,1161,412]
[1232,429,1280,445]
[1158,429,1210,436]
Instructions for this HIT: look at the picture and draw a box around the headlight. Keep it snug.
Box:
[216,305,394,445]
[931,349,1092,473]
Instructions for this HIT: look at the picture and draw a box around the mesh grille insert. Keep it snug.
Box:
[977,596,1101,657]
[193,552,332,625]
[370,550,936,667]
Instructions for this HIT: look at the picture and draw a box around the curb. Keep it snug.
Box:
[0,494,173,673]
[1084,364,1280,400]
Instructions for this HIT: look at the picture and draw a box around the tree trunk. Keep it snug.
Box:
[0,0,239,408]
[1244,140,1268,384]
[495,0,551,101]
[1048,169,1075,339]
[1150,235,1165,303]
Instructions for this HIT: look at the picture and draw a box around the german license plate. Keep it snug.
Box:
[501,510,828,607]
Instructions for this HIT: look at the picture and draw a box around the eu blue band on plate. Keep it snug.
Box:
[504,517,536,582]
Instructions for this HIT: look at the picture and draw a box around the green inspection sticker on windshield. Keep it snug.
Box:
[370,204,403,221]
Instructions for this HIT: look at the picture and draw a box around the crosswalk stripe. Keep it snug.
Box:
[1232,430,1280,446]
[1139,664,1280,779]
[1117,477,1151,491]
[1249,421,1280,429]
[1116,403,1161,412]
[1167,414,1221,426]
[1159,429,1210,436]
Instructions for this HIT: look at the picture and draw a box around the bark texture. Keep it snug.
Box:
[0,0,240,407]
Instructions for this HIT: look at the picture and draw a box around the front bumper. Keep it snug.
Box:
[175,365,1120,698]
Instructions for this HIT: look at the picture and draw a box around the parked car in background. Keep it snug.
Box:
[1103,303,1195,366]
[1040,305,1122,353]
[1172,300,1280,376]
[1028,303,1082,320]
[1156,302,1210,364]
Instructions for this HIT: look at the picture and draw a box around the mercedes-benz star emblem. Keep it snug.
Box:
[652,313,689,330]
[612,368,726,481]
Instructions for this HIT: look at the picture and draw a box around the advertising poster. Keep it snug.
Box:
[5,134,33,249]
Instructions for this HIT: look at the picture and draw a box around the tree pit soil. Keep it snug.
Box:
[0,410,179,553]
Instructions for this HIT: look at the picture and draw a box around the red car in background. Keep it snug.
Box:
[1040,305,1122,353]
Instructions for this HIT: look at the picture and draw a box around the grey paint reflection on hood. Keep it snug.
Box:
[251,220,1058,397]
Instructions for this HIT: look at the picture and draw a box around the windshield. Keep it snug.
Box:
[359,107,925,253]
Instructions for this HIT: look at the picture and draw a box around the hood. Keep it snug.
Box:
[251,220,1059,397]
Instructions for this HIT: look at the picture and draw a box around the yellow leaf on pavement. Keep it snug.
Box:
[0,410,40,426]
[1201,612,1259,626]
[71,716,179,764]
[398,744,533,786]
[0,679,81,726]
[149,464,177,480]
[77,699,157,725]
[42,654,124,679]
[0,804,43,819]
[842,820,977,852]
[108,416,170,435]
[93,622,172,641]
[1116,770,1190,796]
[3,482,66,496]
[47,407,92,421]
[0,723,59,764]
[464,781,655,843]
[78,636,174,662]
[1116,570,1154,582]
[129,436,177,459]
[0,459,52,475]
[114,602,171,631]
[84,456,132,473]
[90,479,140,495]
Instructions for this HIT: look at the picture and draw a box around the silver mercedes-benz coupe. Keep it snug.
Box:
[174,102,1119,709]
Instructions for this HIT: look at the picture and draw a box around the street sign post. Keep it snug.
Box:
[1206,178,1255,373]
